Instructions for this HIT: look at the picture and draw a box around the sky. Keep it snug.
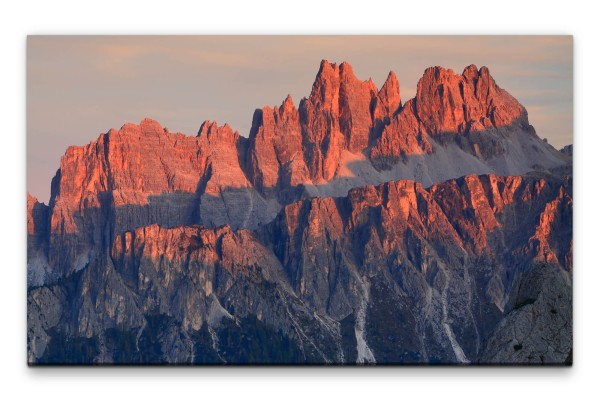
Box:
[27,35,573,203]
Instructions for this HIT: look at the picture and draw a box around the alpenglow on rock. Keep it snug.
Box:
[27,60,571,365]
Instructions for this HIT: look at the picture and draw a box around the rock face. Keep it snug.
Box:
[43,118,280,279]
[27,60,572,365]
[298,61,378,180]
[246,95,311,200]
[265,173,572,363]
[415,65,525,135]
[27,173,572,364]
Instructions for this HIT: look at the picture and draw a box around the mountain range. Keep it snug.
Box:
[27,60,572,365]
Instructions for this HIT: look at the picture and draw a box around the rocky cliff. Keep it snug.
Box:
[27,172,572,364]
[27,60,572,365]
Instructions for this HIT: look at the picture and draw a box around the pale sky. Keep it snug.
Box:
[27,35,572,203]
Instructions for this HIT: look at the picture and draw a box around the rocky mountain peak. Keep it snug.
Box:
[460,64,493,82]
[415,64,525,135]
[380,71,400,102]
[300,60,379,174]
[281,94,295,113]
[139,117,165,134]
[116,118,165,137]
[373,70,401,123]
[462,64,479,79]
[339,60,353,76]
[247,92,307,191]
[197,120,217,136]
[197,120,238,143]
[309,60,339,102]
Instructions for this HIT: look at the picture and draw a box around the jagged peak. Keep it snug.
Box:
[281,94,295,113]
[373,70,402,121]
[339,60,352,70]
[420,64,493,86]
[197,120,236,140]
[416,66,456,99]
[412,63,524,135]
[139,117,164,134]
[462,64,479,78]
[420,66,458,84]
[255,94,296,117]
[339,61,356,79]
[140,117,161,126]
[379,71,400,98]
[383,70,398,86]
[415,64,503,99]
[319,58,332,68]
[116,118,164,136]
[197,120,218,136]
[316,59,339,79]
[314,59,370,85]
[462,64,493,82]
[306,60,339,104]
[308,60,378,108]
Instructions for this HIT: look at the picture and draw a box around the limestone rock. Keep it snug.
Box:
[415,65,526,135]
[299,60,378,180]
[246,95,311,195]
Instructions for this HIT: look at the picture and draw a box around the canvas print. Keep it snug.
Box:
[27,36,573,365]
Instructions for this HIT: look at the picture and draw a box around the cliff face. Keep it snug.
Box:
[28,173,572,364]
[42,118,283,279]
[415,65,525,135]
[263,174,571,362]
[27,60,572,365]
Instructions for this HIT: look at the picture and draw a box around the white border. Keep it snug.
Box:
[3,1,597,400]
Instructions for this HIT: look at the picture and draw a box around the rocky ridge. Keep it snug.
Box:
[29,61,567,283]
